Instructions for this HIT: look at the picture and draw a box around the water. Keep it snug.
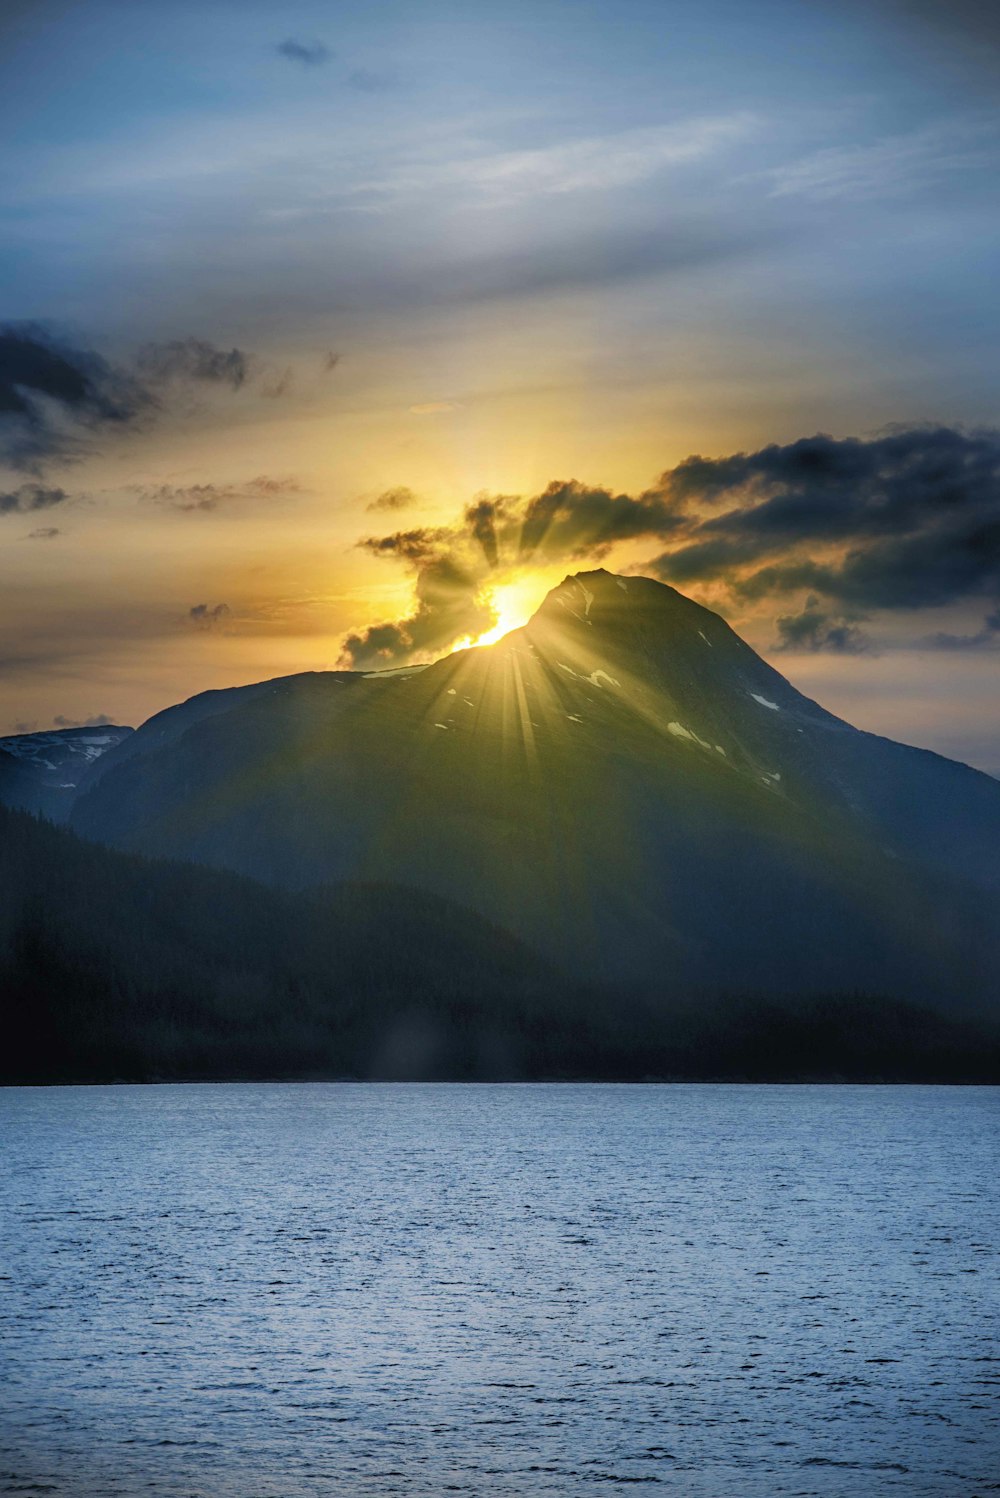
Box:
[1,1085,998,1497]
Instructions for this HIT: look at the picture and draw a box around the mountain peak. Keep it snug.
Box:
[531,568,726,644]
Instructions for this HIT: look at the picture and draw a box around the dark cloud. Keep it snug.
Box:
[339,555,493,669]
[137,338,250,391]
[188,602,232,630]
[0,326,274,474]
[0,325,150,471]
[774,599,873,654]
[276,38,331,67]
[367,486,417,513]
[0,326,139,422]
[343,425,1000,665]
[27,526,61,541]
[322,351,341,373]
[465,496,503,567]
[517,480,683,561]
[650,425,1000,616]
[0,483,69,515]
[359,527,450,563]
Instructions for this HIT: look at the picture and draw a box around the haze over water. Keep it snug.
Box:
[2,1083,998,1496]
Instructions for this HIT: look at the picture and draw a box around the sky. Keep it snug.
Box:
[1,0,999,773]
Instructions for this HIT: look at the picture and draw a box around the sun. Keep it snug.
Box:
[477,579,546,646]
[453,578,547,651]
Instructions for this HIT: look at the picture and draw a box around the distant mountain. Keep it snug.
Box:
[0,724,132,819]
[69,570,1000,1006]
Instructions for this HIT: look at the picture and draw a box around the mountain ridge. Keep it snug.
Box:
[63,570,1000,1007]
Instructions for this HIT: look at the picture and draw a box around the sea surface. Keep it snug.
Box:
[1,1084,998,1497]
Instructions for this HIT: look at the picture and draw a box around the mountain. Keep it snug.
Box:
[69,570,1000,1006]
[0,724,133,819]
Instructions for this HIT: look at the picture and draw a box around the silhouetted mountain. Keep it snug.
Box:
[69,571,1000,1008]
[3,804,998,1084]
[0,804,558,1083]
[0,724,132,819]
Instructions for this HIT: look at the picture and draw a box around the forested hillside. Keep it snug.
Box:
[3,806,998,1084]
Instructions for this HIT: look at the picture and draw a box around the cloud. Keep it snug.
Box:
[763,119,999,202]
[649,425,1000,616]
[27,526,60,540]
[339,555,495,670]
[322,351,341,373]
[188,602,232,630]
[342,424,1000,666]
[366,486,417,513]
[53,712,114,728]
[409,401,459,415]
[276,38,331,67]
[137,337,250,390]
[919,608,1000,650]
[774,600,873,654]
[0,483,69,514]
[0,326,279,475]
[342,477,688,666]
[0,324,150,471]
[356,115,754,208]
[138,339,301,402]
[516,480,683,561]
[141,475,300,513]
[359,526,450,563]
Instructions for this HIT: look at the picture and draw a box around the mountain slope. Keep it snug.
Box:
[0,725,133,819]
[6,802,999,1084]
[70,571,1000,1004]
[0,804,561,1083]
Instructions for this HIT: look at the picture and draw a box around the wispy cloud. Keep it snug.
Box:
[367,486,418,513]
[349,114,757,208]
[765,117,999,202]
[139,475,301,513]
[137,337,250,390]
